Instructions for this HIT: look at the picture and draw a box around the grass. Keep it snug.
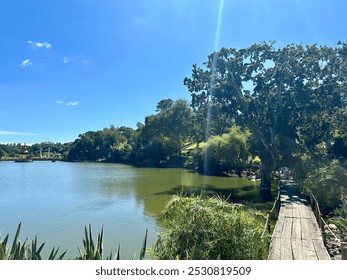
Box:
[152,194,269,260]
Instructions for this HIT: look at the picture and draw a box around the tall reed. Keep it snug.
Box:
[152,194,269,260]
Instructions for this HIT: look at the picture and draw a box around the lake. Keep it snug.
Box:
[0,161,272,259]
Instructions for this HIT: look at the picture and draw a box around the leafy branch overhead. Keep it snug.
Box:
[184,41,347,188]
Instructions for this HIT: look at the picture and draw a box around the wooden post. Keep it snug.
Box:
[341,244,347,260]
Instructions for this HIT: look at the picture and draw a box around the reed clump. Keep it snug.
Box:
[152,194,269,260]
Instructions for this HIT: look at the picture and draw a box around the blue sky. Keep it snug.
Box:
[1,0,346,144]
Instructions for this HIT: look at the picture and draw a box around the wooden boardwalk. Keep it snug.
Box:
[268,180,330,260]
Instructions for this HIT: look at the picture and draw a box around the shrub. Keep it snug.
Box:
[199,126,251,175]
[152,195,268,260]
[291,156,317,186]
[330,197,347,236]
[303,160,347,212]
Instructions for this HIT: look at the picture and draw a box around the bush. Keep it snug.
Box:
[152,195,268,260]
[291,156,317,186]
[303,160,347,212]
[331,197,347,235]
[199,126,251,175]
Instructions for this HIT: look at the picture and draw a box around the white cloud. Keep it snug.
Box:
[37,42,52,49]
[28,40,52,49]
[82,59,90,65]
[20,59,32,67]
[56,100,79,106]
[63,57,70,63]
[66,101,79,106]
[0,130,37,136]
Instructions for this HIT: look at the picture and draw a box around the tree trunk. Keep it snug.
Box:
[259,161,272,191]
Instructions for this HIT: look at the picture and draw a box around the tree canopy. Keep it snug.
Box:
[184,41,347,188]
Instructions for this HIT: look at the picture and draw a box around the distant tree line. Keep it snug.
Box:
[0,142,71,159]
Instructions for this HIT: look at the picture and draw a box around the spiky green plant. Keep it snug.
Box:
[1,223,147,260]
[76,224,148,260]
[139,229,148,260]
[76,224,104,260]
[0,223,66,260]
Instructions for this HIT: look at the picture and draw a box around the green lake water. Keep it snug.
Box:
[0,161,273,259]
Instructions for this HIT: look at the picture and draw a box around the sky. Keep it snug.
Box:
[1,0,347,144]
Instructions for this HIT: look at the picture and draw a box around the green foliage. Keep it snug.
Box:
[303,160,347,212]
[331,197,347,235]
[76,224,104,260]
[156,98,174,112]
[76,224,148,260]
[0,223,66,260]
[291,156,318,186]
[0,143,23,158]
[330,137,347,159]
[67,126,136,162]
[199,126,251,175]
[152,195,268,260]
[0,223,147,260]
[184,41,347,188]
[136,99,193,165]
[0,146,4,158]
[30,142,71,159]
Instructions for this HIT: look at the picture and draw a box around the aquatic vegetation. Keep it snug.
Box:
[152,194,268,260]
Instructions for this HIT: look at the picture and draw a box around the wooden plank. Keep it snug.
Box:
[271,217,284,239]
[277,206,286,221]
[312,239,331,260]
[302,239,318,260]
[297,203,307,218]
[268,180,330,260]
[268,237,281,260]
[284,204,293,218]
[292,203,300,218]
[298,203,312,219]
[291,218,301,240]
[307,207,317,220]
[300,217,311,240]
[281,217,293,239]
[307,218,322,240]
[291,238,305,260]
[280,238,293,260]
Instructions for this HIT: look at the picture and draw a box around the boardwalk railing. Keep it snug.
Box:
[309,193,325,233]
[264,178,347,259]
[261,187,281,239]
[308,192,347,259]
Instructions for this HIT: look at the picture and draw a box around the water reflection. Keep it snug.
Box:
[0,161,272,259]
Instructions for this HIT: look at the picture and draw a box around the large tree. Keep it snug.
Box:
[136,98,193,165]
[184,41,347,189]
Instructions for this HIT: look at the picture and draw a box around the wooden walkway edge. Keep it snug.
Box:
[268,179,331,260]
